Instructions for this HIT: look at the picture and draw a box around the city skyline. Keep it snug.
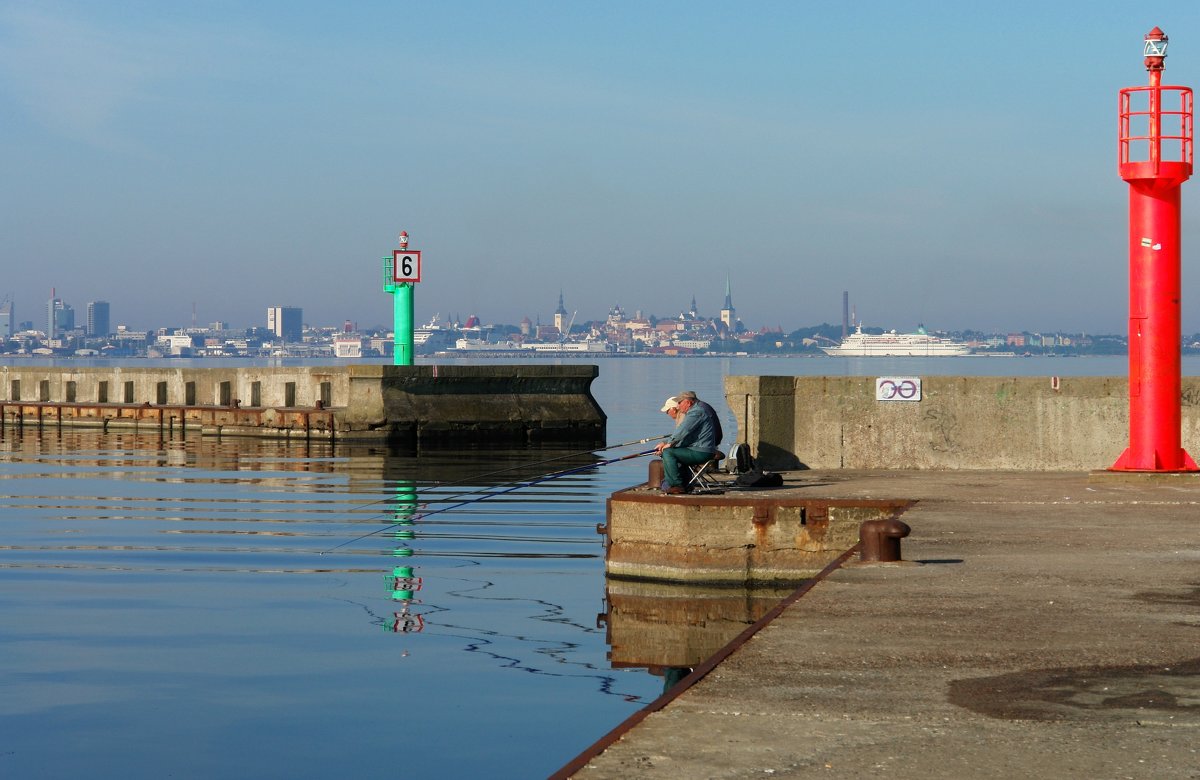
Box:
[5,4,1200,333]
[0,285,1156,339]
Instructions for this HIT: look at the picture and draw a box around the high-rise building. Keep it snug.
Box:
[267,306,303,342]
[47,295,74,339]
[87,301,110,337]
[0,299,12,340]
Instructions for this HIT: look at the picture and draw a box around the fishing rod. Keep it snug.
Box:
[336,434,669,522]
[320,447,659,554]
[425,434,668,489]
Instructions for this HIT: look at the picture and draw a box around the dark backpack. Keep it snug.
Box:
[734,468,784,488]
[726,443,756,475]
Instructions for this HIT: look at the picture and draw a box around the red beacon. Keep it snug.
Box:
[1111,27,1198,471]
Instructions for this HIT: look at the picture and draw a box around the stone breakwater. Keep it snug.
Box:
[0,364,605,446]
[726,374,1200,471]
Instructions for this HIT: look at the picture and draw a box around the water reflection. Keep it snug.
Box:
[601,580,797,692]
[0,428,690,777]
[387,480,424,633]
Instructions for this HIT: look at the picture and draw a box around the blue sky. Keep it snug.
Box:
[4,2,1200,334]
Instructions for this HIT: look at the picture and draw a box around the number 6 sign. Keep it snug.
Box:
[393,250,422,283]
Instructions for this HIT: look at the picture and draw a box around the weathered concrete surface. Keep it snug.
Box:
[604,487,910,585]
[0,364,605,444]
[0,399,335,439]
[1,365,347,407]
[726,375,1200,471]
[569,470,1200,779]
[351,364,605,444]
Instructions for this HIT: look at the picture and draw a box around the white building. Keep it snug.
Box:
[334,336,365,358]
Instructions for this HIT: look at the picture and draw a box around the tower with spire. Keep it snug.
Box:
[554,290,568,333]
[719,276,735,330]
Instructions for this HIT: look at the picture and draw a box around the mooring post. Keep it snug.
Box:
[859,517,911,563]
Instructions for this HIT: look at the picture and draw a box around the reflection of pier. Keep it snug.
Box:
[600,580,794,673]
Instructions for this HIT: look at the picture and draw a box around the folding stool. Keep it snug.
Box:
[686,450,725,494]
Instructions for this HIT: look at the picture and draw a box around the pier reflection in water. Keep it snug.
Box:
[601,580,797,694]
[1,428,698,778]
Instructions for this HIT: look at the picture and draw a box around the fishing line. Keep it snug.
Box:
[319,447,658,554]
[425,435,667,489]
[333,432,672,528]
[334,435,668,520]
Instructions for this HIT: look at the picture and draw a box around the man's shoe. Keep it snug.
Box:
[665,485,686,495]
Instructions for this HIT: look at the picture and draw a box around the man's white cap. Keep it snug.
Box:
[660,396,679,412]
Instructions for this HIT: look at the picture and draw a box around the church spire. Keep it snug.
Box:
[554,290,568,333]
[720,275,735,330]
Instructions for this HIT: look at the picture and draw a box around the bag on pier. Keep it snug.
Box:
[725,443,756,475]
[734,468,783,488]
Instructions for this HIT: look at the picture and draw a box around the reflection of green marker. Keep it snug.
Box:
[392,547,414,557]
[388,565,422,602]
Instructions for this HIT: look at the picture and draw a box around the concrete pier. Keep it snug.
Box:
[563,469,1200,778]
[726,375,1200,471]
[603,484,910,584]
[0,364,604,445]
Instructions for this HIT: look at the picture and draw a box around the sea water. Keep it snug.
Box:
[0,354,1181,777]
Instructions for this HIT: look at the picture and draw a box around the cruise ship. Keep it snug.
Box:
[451,337,525,352]
[413,315,453,349]
[448,337,615,355]
[822,324,971,357]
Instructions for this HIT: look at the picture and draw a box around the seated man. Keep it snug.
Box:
[653,390,723,494]
[660,395,682,427]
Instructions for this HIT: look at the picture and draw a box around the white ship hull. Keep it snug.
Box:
[450,335,614,354]
[521,340,612,353]
[452,338,525,352]
[413,315,452,347]
[822,326,971,357]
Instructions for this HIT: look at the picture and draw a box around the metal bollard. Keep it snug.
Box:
[647,459,664,489]
[859,517,911,563]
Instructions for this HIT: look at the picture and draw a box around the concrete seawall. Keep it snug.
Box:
[0,364,605,445]
[604,483,911,585]
[726,374,1200,470]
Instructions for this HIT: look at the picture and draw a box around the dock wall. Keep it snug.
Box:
[0,364,604,445]
[603,490,911,585]
[725,375,1200,470]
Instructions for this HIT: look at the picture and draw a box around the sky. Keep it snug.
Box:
[4,2,1200,335]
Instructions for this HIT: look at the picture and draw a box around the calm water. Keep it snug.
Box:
[0,354,1182,778]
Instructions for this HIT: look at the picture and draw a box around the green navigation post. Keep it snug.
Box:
[393,282,414,366]
[383,230,422,366]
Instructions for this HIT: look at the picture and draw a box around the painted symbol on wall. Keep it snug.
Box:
[876,376,922,402]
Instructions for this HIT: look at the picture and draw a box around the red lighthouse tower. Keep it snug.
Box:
[1111,28,1198,471]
